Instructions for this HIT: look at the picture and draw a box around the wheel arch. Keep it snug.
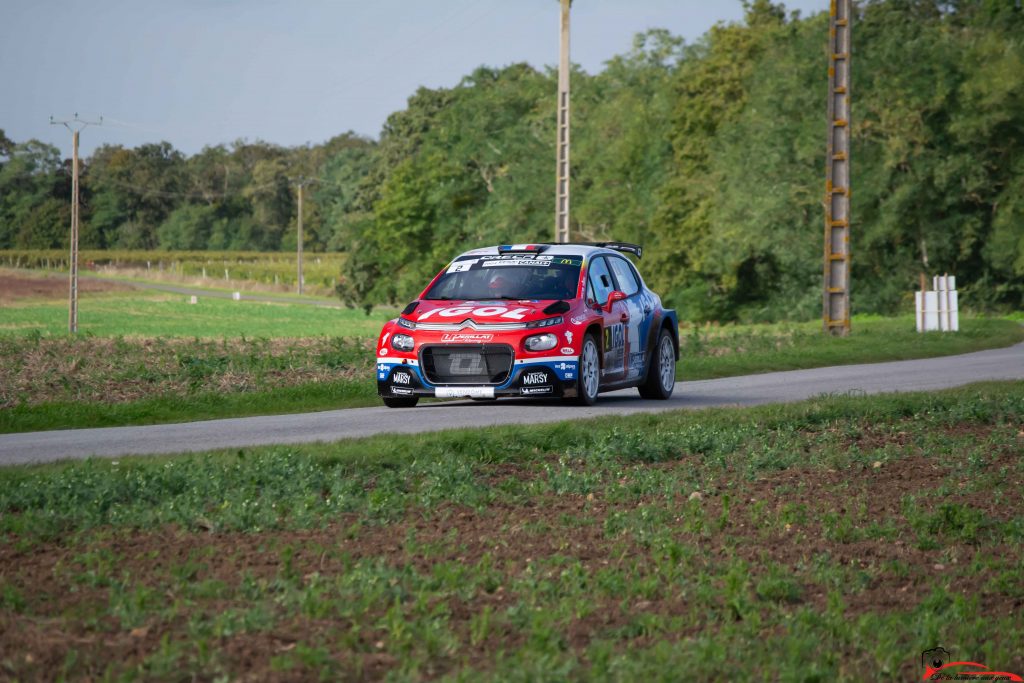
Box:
[661,311,680,360]
[584,323,603,368]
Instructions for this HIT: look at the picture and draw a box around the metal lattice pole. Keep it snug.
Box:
[555,0,571,244]
[823,0,852,336]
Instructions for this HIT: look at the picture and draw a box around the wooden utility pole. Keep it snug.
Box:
[297,182,305,295]
[823,0,852,336]
[554,0,571,244]
[291,177,316,295]
[50,114,101,333]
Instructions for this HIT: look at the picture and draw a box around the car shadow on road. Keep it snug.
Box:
[415,391,725,410]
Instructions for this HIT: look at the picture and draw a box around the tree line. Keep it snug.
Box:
[1,0,1021,320]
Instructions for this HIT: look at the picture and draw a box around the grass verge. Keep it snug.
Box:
[680,314,1024,379]
[1,382,1022,680]
[0,380,378,433]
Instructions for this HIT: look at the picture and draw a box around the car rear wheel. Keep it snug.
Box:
[567,333,600,406]
[383,396,419,408]
[638,329,675,400]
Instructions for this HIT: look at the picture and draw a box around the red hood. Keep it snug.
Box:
[408,299,569,326]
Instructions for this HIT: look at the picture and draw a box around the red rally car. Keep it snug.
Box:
[375,242,679,407]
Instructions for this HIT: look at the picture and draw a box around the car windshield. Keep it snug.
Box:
[424,254,583,301]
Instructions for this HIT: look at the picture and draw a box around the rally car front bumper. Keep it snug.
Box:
[376,354,579,400]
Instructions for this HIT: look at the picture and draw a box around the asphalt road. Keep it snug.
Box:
[2,342,1021,466]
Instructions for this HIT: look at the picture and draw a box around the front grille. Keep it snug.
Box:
[420,344,514,385]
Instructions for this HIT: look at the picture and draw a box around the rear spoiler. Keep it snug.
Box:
[540,242,643,259]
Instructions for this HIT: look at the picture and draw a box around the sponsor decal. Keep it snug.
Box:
[570,315,587,326]
[483,259,552,268]
[565,331,573,344]
[418,305,529,321]
[604,323,624,352]
[554,362,576,371]
[447,259,477,273]
[628,351,645,375]
[523,371,548,385]
[380,349,389,356]
[521,386,553,396]
[441,333,494,342]
[560,347,575,355]
[391,387,414,396]
[435,386,495,399]
[446,254,587,271]
[481,254,553,261]
[921,646,1022,681]
[448,353,486,375]
[565,372,574,378]
[392,371,412,385]
[381,332,391,347]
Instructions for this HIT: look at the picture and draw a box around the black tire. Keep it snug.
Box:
[383,396,419,408]
[566,333,600,406]
[638,328,676,400]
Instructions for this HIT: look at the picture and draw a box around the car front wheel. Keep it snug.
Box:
[568,333,600,406]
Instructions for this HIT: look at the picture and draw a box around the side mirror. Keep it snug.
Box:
[603,290,627,312]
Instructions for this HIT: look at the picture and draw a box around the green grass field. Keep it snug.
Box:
[0,289,392,338]
[2,383,1022,680]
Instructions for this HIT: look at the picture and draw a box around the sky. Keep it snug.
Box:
[1,0,827,158]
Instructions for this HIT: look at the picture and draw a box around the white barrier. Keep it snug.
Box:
[915,274,958,332]
[232,291,241,301]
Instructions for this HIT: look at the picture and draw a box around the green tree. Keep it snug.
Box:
[0,139,66,248]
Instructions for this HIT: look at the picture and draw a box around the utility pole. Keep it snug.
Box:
[291,177,315,295]
[50,113,101,334]
[823,0,852,336]
[554,0,571,244]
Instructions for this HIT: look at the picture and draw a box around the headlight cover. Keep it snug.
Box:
[392,334,415,351]
[525,333,558,351]
[526,316,563,329]
[396,317,416,330]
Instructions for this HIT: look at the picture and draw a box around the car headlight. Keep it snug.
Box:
[392,334,415,351]
[526,316,563,329]
[396,317,416,330]
[525,333,558,351]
